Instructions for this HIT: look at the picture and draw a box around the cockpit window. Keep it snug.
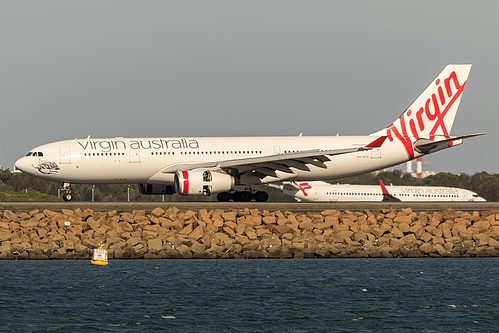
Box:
[26,152,43,157]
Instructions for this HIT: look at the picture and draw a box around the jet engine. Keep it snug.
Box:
[174,169,235,196]
[138,183,175,195]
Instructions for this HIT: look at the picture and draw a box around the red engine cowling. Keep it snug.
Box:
[138,184,175,195]
[174,169,235,196]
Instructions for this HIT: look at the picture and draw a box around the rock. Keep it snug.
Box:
[473,234,492,247]
[245,228,257,240]
[86,217,100,231]
[372,227,386,239]
[1,207,498,260]
[147,238,163,253]
[401,207,413,215]
[434,243,448,256]
[419,232,432,243]
[394,215,412,224]
[273,224,292,235]
[400,234,418,248]
[126,237,142,247]
[150,207,165,217]
[212,232,232,247]
[390,227,404,238]
[365,246,382,257]
[189,226,204,240]
[472,220,490,232]
[178,224,193,235]
[389,238,405,249]
[321,210,338,216]
[419,243,435,254]
[3,210,18,222]
[452,221,468,236]
[400,248,423,258]
[0,231,11,242]
[223,226,235,238]
[352,231,368,242]
[190,241,206,255]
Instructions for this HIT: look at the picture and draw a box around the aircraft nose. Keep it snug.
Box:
[14,157,31,174]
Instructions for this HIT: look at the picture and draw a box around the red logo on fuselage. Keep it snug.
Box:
[385,71,466,159]
[292,182,312,196]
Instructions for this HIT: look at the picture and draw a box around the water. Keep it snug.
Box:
[0,259,497,332]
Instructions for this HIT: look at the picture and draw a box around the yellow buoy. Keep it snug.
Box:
[91,243,108,265]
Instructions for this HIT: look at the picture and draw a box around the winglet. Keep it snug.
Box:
[365,136,387,148]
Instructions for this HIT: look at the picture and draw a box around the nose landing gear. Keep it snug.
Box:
[61,182,73,201]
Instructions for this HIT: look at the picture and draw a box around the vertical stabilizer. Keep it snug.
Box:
[371,64,471,158]
[379,180,400,202]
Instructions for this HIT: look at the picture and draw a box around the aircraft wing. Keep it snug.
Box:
[159,136,387,176]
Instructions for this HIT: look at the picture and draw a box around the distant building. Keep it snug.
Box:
[405,158,435,179]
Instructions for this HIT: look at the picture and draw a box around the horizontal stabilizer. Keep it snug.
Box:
[414,133,485,154]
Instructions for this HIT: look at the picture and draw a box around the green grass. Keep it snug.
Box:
[0,190,62,202]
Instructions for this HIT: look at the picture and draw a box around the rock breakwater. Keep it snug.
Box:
[0,207,498,259]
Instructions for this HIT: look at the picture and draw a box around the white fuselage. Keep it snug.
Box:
[13,65,478,197]
[15,135,414,185]
[279,181,486,202]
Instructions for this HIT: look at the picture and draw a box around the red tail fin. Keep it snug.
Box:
[379,180,390,195]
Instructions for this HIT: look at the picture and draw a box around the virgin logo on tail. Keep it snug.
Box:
[383,68,468,159]
[292,181,312,196]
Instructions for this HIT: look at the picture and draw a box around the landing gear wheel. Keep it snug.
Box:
[232,191,252,202]
[253,191,269,202]
[232,191,243,202]
[241,191,253,202]
[62,192,73,202]
[217,192,232,202]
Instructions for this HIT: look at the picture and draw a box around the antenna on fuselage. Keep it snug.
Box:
[86,135,91,139]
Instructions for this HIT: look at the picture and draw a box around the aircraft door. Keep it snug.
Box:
[60,146,71,164]
[129,147,141,163]
[370,147,381,159]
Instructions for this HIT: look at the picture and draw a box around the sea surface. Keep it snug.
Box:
[0,258,497,332]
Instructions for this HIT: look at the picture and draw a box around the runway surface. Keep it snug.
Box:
[0,201,497,212]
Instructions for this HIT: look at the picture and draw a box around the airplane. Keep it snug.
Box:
[14,64,484,202]
[269,180,486,202]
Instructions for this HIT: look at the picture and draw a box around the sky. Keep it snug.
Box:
[1,0,497,174]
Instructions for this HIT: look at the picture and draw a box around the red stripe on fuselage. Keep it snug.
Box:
[182,171,189,194]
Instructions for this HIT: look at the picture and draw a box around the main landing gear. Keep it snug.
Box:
[61,182,73,201]
[216,190,269,202]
